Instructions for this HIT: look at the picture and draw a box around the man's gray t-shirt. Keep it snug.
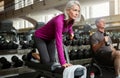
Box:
[91,30,112,52]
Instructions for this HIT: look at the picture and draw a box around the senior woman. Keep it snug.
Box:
[34,0,81,68]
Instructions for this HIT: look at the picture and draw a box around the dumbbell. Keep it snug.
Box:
[22,55,27,61]
[0,36,5,50]
[77,39,82,46]
[20,40,29,49]
[84,37,90,45]
[7,41,13,49]
[74,33,80,40]
[71,39,78,46]
[12,43,19,49]
[83,49,90,58]
[29,40,34,48]
[69,49,77,60]
[76,49,84,59]
[0,57,11,69]
[2,41,8,50]
[104,32,110,46]
[66,34,71,40]
[64,40,72,46]
[11,56,23,67]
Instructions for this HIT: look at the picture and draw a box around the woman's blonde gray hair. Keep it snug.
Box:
[64,0,81,20]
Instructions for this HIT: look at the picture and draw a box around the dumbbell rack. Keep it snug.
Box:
[0,50,17,55]
[63,29,92,65]
[0,24,37,77]
[0,49,35,77]
[66,45,92,65]
[0,66,35,78]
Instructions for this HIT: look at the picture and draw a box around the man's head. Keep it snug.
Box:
[95,18,105,29]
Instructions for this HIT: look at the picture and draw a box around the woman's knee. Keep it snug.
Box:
[41,58,50,64]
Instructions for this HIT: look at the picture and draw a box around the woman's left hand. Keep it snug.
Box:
[70,33,74,40]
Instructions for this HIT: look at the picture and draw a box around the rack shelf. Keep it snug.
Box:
[0,66,35,77]
[0,49,32,55]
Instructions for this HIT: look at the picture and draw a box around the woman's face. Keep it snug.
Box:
[67,4,80,20]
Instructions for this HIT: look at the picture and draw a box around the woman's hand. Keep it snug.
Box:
[70,33,74,40]
[62,63,72,68]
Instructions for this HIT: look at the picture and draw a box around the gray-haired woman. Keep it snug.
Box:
[34,0,81,68]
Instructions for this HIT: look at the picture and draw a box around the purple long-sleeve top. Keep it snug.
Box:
[34,14,74,65]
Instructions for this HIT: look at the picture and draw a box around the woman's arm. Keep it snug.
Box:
[54,20,66,65]
[68,24,74,40]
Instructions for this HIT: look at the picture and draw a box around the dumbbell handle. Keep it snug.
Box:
[104,32,110,46]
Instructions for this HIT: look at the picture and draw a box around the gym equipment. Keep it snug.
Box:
[83,55,103,78]
[22,53,85,78]
[71,39,78,46]
[29,40,35,48]
[63,33,73,46]
[69,49,77,60]
[22,55,27,61]
[0,25,18,50]
[7,41,19,49]
[22,47,86,78]
[20,40,30,49]
[23,60,85,78]
[1,40,8,50]
[74,32,80,40]
[0,57,11,69]
[104,32,110,46]
[85,62,102,78]
[64,40,72,46]
[11,56,23,67]
[76,49,84,59]
[77,38,82,46]
[83,49,91,58]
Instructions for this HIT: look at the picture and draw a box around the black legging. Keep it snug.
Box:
[34,36,56,64]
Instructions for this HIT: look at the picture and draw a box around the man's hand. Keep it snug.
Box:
[104,36,109,42]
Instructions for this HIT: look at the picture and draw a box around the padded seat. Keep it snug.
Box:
[25,61,84,78]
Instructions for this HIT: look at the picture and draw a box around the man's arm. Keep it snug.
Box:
[92,39,105,52]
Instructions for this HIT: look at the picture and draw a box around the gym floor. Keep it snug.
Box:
[95,68,115,78]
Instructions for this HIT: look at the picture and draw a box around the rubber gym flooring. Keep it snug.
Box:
[95,68,115,78]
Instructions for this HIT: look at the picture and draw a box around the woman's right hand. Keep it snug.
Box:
[62,63,72,68]
[70,33,74,40]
